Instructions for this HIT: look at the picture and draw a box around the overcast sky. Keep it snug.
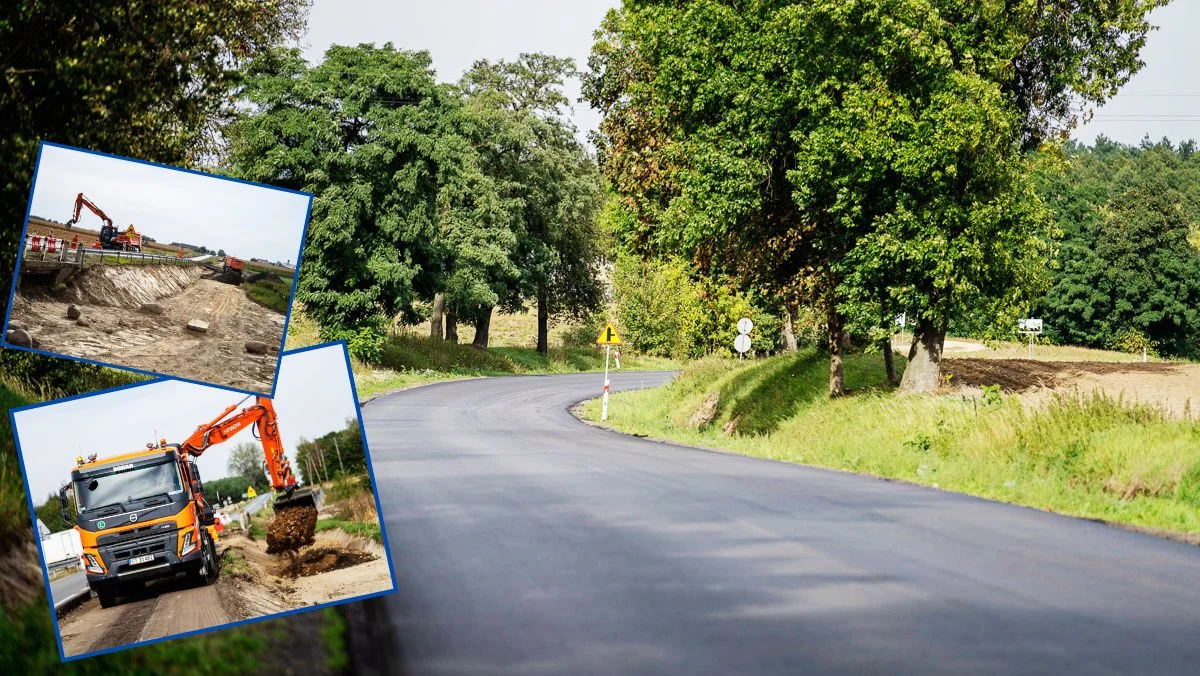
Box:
[14,344,359,501]
[303,1,1198,148]
[28,144,311,264]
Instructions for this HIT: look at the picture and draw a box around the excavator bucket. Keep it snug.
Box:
[273,486,324,512]
[265,487,324,555]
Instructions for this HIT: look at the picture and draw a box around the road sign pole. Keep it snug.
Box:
[601,344,611,421]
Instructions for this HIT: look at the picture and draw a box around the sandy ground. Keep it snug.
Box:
[56,528,391,658]
[944,358,1200,419]
[11,267,284,393]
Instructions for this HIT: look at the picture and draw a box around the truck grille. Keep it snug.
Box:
[112,539,169,561]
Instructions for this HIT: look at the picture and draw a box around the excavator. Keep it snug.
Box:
[65,192,142,251]
[59,395,323,608]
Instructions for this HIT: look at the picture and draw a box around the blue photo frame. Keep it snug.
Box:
[8,341,398,663]
[3,140,315,398]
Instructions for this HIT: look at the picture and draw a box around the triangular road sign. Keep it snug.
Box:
[596,323,623,345]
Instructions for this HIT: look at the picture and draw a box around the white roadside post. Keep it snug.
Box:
[1018,318,1043,359]
[596,323,623,421]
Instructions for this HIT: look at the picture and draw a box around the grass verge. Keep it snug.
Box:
[243,273,292,314]
[580,349,1200,537]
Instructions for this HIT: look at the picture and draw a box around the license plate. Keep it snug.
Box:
[128,554,155,566]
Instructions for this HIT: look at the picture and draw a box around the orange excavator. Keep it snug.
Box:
[65,192,142,251]
[59,395,323,608]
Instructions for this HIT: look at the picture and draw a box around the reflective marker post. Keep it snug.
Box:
[602,344,611,421]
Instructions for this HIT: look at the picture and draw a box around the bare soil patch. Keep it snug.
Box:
[944,358,1200,419]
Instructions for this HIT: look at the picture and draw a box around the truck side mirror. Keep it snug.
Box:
[58,486,73,526]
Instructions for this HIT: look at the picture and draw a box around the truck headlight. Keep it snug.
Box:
[180,530,197,555]
[83,554,103,574]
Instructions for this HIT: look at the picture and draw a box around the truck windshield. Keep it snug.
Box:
[74,459,183,513]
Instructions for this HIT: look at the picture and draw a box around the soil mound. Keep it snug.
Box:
[54,265,204,309]
[266,505,317,554]
[287,547,376,578]
[942,358,1183,392]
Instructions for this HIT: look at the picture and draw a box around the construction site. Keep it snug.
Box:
[14,368,392,659]
[8,194,295,394]
[55,488,390,658]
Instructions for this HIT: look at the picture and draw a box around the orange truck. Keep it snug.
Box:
[58,396,322,608]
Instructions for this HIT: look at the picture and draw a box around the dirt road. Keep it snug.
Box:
[57,528,391,658]
[11,266,284,393]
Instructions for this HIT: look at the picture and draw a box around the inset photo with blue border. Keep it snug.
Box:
[10,341,396,662]
[4,141,313,397]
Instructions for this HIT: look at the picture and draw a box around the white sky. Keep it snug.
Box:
[28,144,311,265]
[14,344,359,502]
[302,1,1198,148]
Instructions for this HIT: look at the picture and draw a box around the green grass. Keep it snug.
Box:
[581,350,1200,537]
[243,274,292,314]
[315,517,383,543]
[220,547,254,580]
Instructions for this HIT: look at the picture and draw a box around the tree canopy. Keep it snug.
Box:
[585,0,1164,392]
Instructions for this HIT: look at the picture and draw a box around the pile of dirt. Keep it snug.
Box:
[287,547,376,578]
[202,269,244,285]
[942,358,1184,393]
[266,505,317,554]
[55,265,204,309]
[246,271,282,283]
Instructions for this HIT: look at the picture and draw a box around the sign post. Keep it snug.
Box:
[1018,318,1043,359]
[596,323,623,421]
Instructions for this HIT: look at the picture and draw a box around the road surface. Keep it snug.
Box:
[362,371,1200,675]
[49,570,88,609]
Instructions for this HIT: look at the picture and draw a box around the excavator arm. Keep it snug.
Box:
[66,193,114,229]
[178,396,300,493]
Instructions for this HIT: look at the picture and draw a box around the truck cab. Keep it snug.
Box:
[60,444,220,608]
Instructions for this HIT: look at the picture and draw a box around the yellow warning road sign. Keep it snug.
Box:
[596,323,623,345]
[246,486,257,498]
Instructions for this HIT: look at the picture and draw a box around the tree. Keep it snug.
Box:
[227,442,267,486]
[458,55,605,353]
[1037,140,1200,359]
[226,45,518,357]
[34,492,73,533]
[586,0,1163,393]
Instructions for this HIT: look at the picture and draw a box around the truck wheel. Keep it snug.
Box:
[97,585,118,608]
[199,531,219,585]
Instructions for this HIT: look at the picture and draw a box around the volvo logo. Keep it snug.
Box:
[129,513,138,523]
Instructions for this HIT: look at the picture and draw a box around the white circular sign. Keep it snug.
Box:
[734,334,752,354]
[737,318,754,335]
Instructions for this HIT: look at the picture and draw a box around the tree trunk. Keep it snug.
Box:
[536,285,550,356]
[445,307,458,343]
[430,293,445,340]
[899,322,947,393]
[882,334,898,386]
[782,305,799,352]
[827,304,846,397]
[472,306,493,350]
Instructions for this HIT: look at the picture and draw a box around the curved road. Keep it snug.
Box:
[362,371,1200,675]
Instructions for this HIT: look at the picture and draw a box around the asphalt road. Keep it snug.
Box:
[363,371,1200,675]
[49,570,88,609]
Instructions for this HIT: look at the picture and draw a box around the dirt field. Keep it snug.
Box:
[25,217,188,256]
[10,264,285,392]
[56,525,391,658]
[944,358,1200,419]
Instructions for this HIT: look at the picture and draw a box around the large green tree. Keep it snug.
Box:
[458,55,605,353]
[586,0,1165,393]
[226,45,516,354]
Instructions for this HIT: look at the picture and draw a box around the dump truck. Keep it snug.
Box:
[59,396,322,608]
